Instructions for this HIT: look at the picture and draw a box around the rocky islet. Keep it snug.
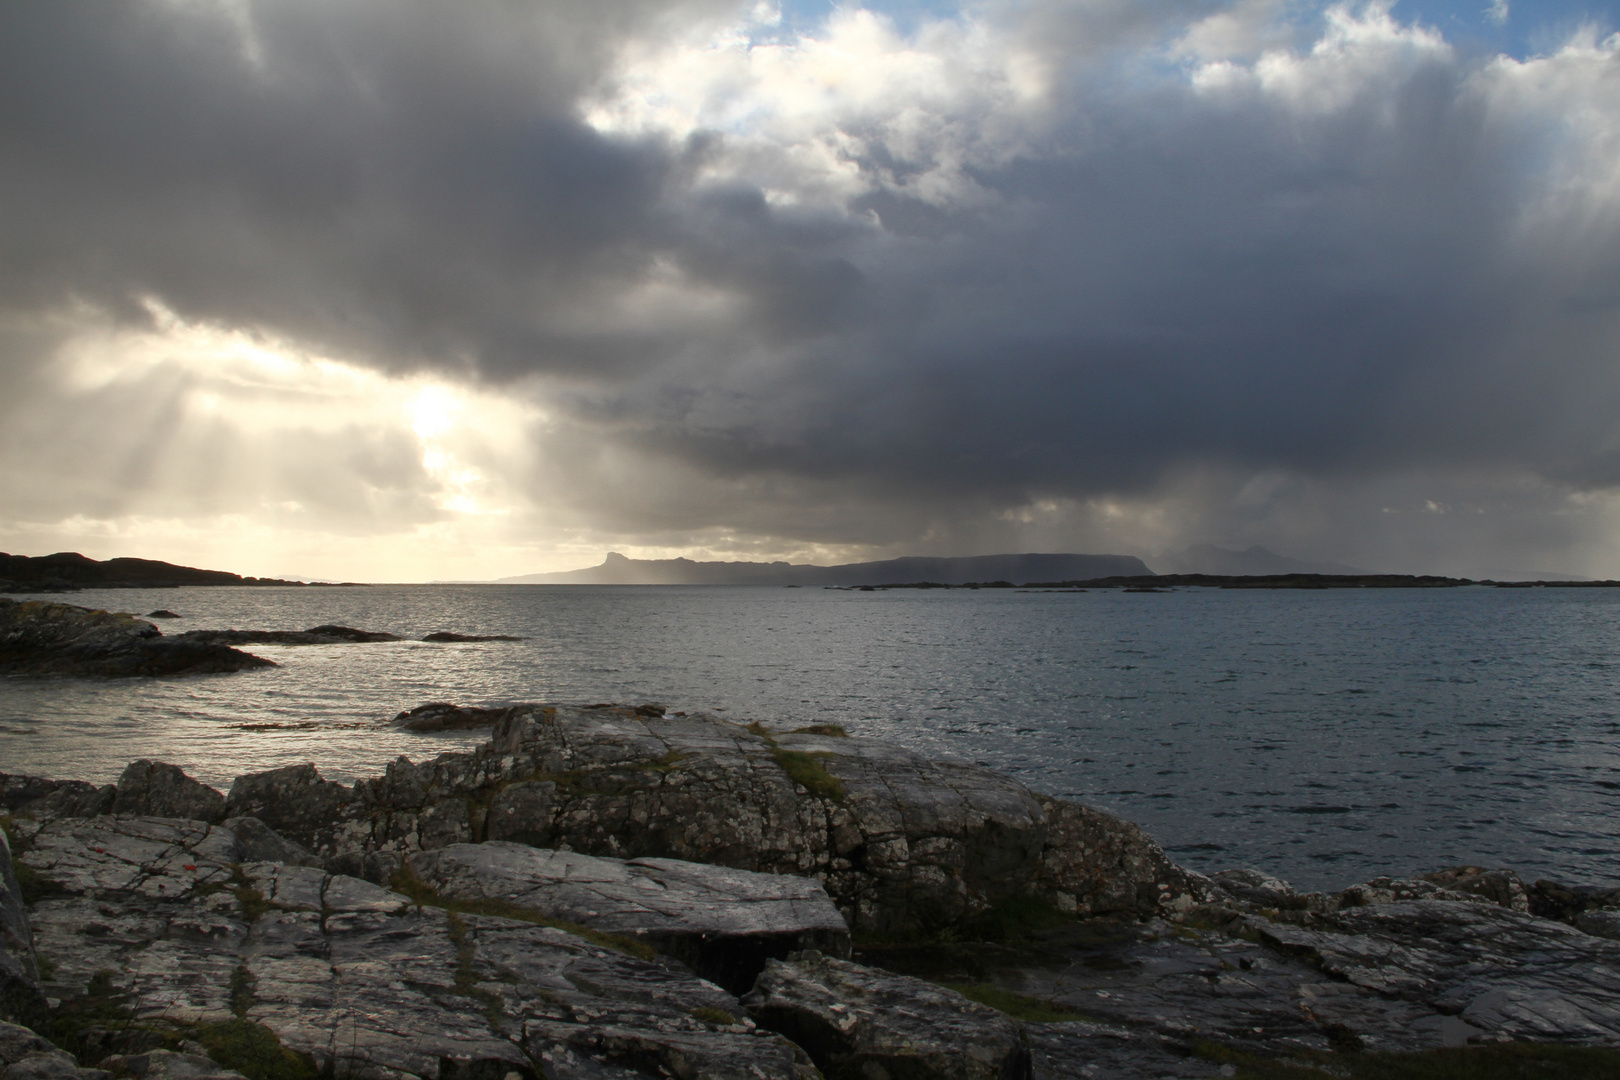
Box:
[0,706,1613,1079]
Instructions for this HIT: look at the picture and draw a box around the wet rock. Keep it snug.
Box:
[407,841,851,992]
[270,704,1206,935]
[1576,910,1620,941]
[0,834,43,1025]
[743,950,1032,1080]
[390,703,523,732]
[217,818,320,868]
[0,600,271,678]
[17,816,821,1079]
[112,763,224,825]
[143,611,180,620]
[177,625,399,646]
[420,632,525,643]
[1418,866,1530,912]
[0,777,113,825]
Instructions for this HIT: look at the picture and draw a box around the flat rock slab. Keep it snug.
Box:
[744,950,1032,1080]
[408,841,851,992]
[16,817,818,1079]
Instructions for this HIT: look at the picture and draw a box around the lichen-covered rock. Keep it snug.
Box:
[407,841,851,992]
[225,705,1207,934]
[111,764,224,825]
[16,816,821,1079]
[743,951,1032,1080]
[0,599,272,677]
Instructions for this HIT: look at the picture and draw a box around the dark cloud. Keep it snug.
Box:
[3,0,1620,574]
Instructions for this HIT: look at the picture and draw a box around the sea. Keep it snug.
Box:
[2,583,1617,893]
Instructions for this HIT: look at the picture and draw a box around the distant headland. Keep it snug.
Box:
[0,552,317,592]
[497,551,1153,586]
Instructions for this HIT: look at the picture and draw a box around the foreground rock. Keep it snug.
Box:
[745,951,1032,1080]
[11,815,819,1079]
[408,841,852,992]
[224,704,1210,935]
[0,600,272,678]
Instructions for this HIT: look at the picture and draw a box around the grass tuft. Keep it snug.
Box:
[791,724,849,737]
[690,1005,739,1026]
[193,1017,317,1080]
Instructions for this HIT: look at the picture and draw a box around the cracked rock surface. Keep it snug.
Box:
[407,841,851,992]
[13,815,820,1079]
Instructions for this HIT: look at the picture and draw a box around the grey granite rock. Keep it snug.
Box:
[112,764,224,825]
[224,704,1205,935]
[0,833,43,1026]
[407,841,851,992]
[16,817,822,1078]
[216,818,319,868]
[744,950,1032,1080]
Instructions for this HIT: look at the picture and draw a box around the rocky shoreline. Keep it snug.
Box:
[1,703,1618,1080]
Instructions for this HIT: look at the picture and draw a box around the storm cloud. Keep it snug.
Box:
[2,0,1619,579]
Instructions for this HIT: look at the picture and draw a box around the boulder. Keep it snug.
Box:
[743,951,1032,1080]
[217,818,320,868]
[16,815,821,1079]
[112,763,225,824]
[0,776,113,822]
[0,600,271,677]
[406,841,851,992]
[228,704,1208,935]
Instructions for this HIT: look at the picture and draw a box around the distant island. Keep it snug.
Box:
[498,551,1154,586]
[0,552,311,592]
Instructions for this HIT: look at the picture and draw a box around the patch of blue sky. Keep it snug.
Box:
[771,0,1619,58]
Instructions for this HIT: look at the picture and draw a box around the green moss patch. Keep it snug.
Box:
[193,1018,317,1080]
[946,983,1089,1023]
[1197,1041,1620,1080]
[770,747,846,803]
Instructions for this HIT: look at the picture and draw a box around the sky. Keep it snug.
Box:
[3,0,1620,582]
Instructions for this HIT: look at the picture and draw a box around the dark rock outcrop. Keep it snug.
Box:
[390,702,523,732]
[0,600,272,678]
[743,950,1032,1080]
[177,625,399,646]
[407,841,852,993]
[216,817,320,867]
[0,832,44,1026]
[421,632,525,643]
[110,763,224,824]
[0,776,114,821]
[220,704,1207,935]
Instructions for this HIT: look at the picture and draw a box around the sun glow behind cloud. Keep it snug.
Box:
[5,1,1620,579]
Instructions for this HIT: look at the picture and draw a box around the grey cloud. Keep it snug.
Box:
[4,0,1620,571]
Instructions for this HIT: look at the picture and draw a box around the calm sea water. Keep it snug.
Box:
[3,584,1617,892]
